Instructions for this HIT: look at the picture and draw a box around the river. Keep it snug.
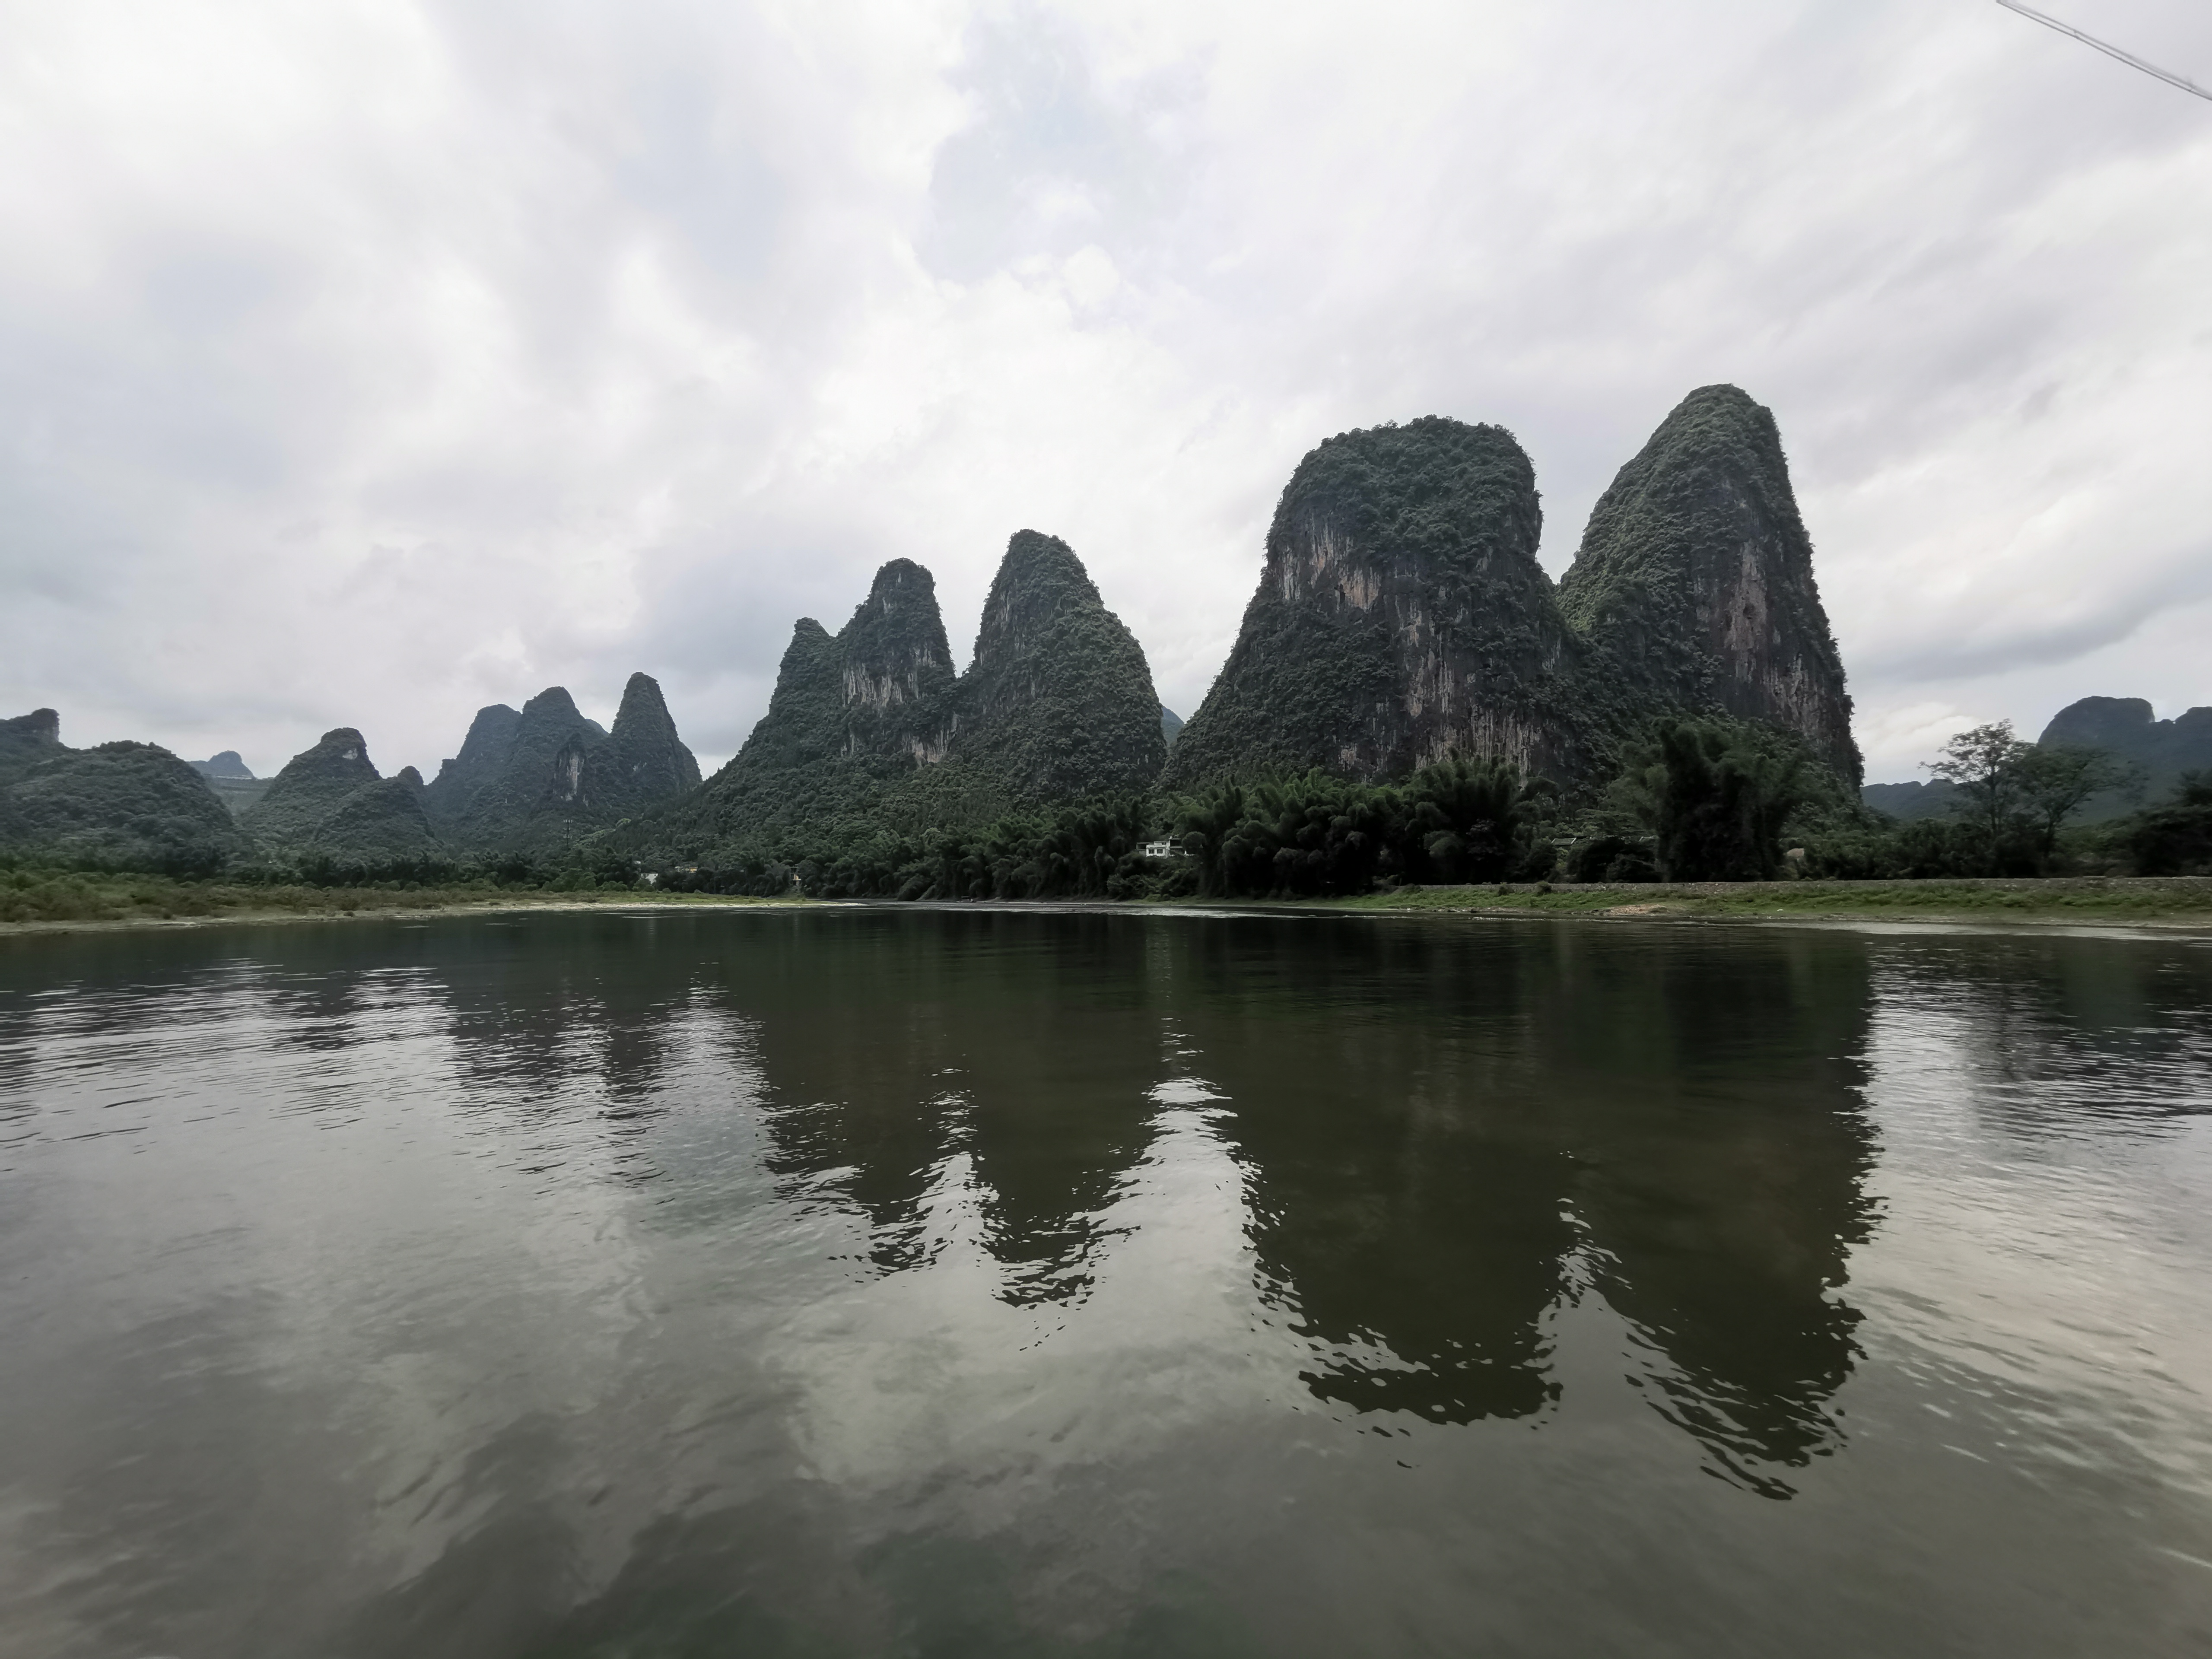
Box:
[2,908,2209,1656]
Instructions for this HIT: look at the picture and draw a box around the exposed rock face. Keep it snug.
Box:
[0,709,64,780]
[241,728,384,845]
[1166,388,1861,796]
[646,566,964,855]
[836,559,961,764]
[960,531,1166,799]
[1163,418,1588,789]
[191,751,254,779]
[1559,385,1859,784]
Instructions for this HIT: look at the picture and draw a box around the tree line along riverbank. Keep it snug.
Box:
[5,864,2209,935]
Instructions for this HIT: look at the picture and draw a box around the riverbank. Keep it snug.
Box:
[8,868,2212,938]
[0,870,803,935]
[1316,875,2212,928]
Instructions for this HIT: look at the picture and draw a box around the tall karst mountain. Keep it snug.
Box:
[1162,419,1587,789]
[962,531,1167,800]
[1167,385,1859,792]
[424,674,699,850]
[648,534,1165,860]
[241,728,439,861]
[1557,384,1859,783]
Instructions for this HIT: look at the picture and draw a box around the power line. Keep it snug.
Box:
[1994,0,2212,102]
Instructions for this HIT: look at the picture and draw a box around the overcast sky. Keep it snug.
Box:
[4,0,2208,784]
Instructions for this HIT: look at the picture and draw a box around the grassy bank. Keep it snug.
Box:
[1320,876,2212,927]
[10,866,2211,934]
[0,868,801,931]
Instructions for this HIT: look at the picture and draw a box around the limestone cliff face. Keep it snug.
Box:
[1559,385,1859,783]
[1164,418,1587,788]
[647,563,965,853]
[837,560,961,765]
[0,709,65,785]
[960,531,1166,800]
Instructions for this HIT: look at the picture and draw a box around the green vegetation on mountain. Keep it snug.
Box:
[1559,385,1860,784]
[2,737,247,873]
[416,675,698,852]
[443,687,608,848]
[2126,775,2212,876]
[1163,417,1585,790]
[640,534,1165,866]
[1162,388,1860,811]
[0,709,65,781]
[423,704,521,829]
[960,531,1167,801]
[240,727,382,845]
[2036,697,2209,820]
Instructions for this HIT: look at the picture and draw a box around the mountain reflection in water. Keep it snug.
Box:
[1,909,2207,1659]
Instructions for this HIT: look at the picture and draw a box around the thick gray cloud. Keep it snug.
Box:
[3,0,2206,782]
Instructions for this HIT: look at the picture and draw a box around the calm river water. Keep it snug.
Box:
[1,908,2209,1657]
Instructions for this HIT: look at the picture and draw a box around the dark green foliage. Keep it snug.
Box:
[419,676,697,853]
[2125,774,2212,876]
[308,768,440,862]
[1923,721,2032,864]
[652,791,1182,903]
[1565,835,1659,884]
[1165,418,1584,790]
[639,536,1165,869]
[2036,697,2211,822]
[442,687,607,849]
[1858,779,1960,822]
[2,740,248,873]
[2016,744,2139,858]
[0,709,66,784]
[588,673,703,807]
[240,727,382,845]
[1405,757,1558,883]
[422,703,521,830]
[1632,720,1808,882]
[240,731,448,866]
[1171,756,1558,899]
[961,531,1167,802]
[1559,385,1859,785]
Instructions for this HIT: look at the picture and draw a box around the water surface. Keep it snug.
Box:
[2,908,2209,1656]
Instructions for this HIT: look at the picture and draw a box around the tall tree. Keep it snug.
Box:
[2015,744,2138,860]
[1926,722,2034,867]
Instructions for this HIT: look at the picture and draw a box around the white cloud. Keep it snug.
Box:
[2,0,2206,784]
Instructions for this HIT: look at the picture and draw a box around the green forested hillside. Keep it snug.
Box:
[4,740,247,872]
[638,534,1164,866]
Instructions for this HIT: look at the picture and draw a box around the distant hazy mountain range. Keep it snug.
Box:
[1860,697,2212,825]
[0,674,700,871]
[3,383,2201,873]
